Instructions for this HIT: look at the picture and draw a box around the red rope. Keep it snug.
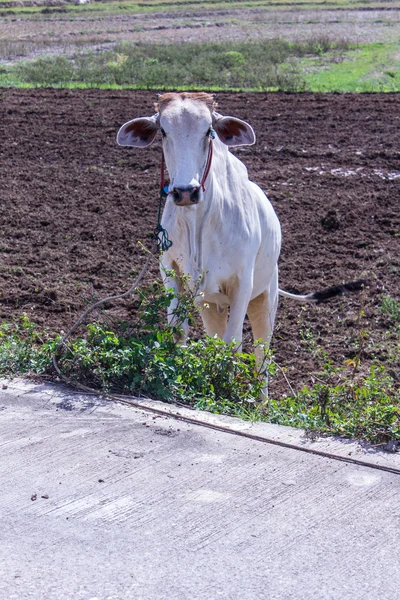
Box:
[160,150,167,190]
[199,138,213,192]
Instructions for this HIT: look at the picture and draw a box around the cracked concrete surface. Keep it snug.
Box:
[0,380,399,600]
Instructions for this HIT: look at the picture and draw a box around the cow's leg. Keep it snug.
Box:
[200,303,228,338]
[161,262,189,342]
[223,277,253,346]
[247,290,277,357]
[247,271,279,399]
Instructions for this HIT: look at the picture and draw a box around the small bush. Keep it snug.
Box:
[61,323,267,407]
[56,279,269,407]
[0,283,270,415]
[0,278,399,444]
[16,55,74,85]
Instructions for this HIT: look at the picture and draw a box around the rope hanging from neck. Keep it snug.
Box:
[156,131,215,252]
[153,151,173,252]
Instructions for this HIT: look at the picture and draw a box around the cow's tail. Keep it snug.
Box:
[278,280,369,304]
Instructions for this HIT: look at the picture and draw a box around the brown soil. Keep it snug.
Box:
[0,89,399,396]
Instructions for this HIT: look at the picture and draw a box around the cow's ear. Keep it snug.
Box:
[117,114,159,147]
[212,114,255,147]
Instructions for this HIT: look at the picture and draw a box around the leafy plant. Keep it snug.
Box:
[1,282,399,445]
[380,295,400,326]
[0,282,270,414]
[55,277,271,408]
[0,315,58,376]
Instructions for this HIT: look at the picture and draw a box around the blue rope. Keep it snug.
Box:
[154,187,173,252]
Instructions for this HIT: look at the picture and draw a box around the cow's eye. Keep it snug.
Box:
[160,128,166,138]
[207,127,215,139]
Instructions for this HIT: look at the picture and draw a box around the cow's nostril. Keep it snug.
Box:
[190,188,200,203]
[172,186,200,205]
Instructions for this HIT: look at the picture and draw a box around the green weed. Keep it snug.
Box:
[380,295,400,326]
[0,281,270,413]
[269,366,399,443]
[0,315,58,377]
[8,38,356,91]
[0,284,399,445]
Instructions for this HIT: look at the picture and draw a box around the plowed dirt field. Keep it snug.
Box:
[1,90,399,396]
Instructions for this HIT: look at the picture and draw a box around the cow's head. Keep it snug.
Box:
[117,92,255,206]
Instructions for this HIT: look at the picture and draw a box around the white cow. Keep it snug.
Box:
[117,92,364,389]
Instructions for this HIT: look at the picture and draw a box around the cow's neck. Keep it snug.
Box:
[173,177,216,280]
[166,141,233,281]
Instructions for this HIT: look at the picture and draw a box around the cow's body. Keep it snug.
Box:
[160,135,281,349]
[118,92,281,372]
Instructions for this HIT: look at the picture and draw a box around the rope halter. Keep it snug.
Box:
[160,128,215,196]
[155,128,215,252]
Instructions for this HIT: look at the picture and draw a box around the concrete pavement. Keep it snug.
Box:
[0,379,399,600]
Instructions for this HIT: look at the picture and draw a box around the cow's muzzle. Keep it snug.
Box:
[172,186,200,206]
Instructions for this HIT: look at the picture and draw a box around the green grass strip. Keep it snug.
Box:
[7,38,389,92]
[2,39,400,93]
[303,42,400,92]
